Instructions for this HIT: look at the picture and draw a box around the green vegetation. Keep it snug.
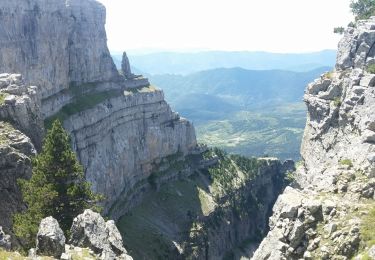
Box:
[350,0,375,20]
[0,93,7,105]
[149,67,328,160]
[195,104,306,160]
[45,90,120,129]
[118,148,269,259]
[361,207,375,247]
[13,120,102,249]
[367,64,375,74]
[340,159,353,167]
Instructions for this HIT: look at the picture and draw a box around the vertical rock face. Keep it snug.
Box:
[253,17,375,260]
[0,0,197,222]
[0,0,118,101]
[64,88,196,215]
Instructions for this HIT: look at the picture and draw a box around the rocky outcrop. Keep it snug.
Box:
[0,226,11,251]
[301,18,375,188]
[70,209,132,259]
[0,74,43,148]
[253,17,375,260]
[0,121,36,236]
[36,217,65,258]
[122,52,134,79]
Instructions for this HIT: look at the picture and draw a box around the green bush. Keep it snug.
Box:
[14,120,103,249]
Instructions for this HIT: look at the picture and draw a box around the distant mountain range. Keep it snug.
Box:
[112,50,336,75]
[111,50,335,160]
[148,66,331,160]
[149,66,331,113]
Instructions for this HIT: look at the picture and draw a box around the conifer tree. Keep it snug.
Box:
[350,0,375,20]
[14,120,102,248]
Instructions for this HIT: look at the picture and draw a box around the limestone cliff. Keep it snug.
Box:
[0,0,196,231]
[252,18,375,260]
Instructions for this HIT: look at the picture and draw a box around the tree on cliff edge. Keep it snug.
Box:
[351,0,375,20]
[14,120,102,248]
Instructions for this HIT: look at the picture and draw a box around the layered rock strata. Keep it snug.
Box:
[0,0,197,222]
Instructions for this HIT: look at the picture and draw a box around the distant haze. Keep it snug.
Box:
[111,50,336,75]
[98,0,353,53]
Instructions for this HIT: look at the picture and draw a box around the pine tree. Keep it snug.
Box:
[14,120,102,248]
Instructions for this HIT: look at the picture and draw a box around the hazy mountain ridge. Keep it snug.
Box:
[112,50,336,75]
[148,66,331,160]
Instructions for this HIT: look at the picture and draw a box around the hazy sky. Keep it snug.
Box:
[97,0,353,54]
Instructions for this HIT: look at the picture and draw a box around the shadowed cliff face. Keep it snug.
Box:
[117,149,293,260]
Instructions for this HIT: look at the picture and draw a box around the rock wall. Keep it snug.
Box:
[0,0,197,222]
[252,17,375,260]
[0,122,36,236]
[0,0,118,103]
[63,87,196,214]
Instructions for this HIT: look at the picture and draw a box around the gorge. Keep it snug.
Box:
[1,0,375,260]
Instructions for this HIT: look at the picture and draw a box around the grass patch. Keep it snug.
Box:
[340,159,353,168]
[0,93,8,105]
[361,207,375,248]
[0,249,24,260]
[44,90,120,129]
[124,85,156,95]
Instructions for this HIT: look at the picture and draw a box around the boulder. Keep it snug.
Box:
[36,217,66,258]
[368,245,375,259]
[70,209,132,259]
[0,226,11,250]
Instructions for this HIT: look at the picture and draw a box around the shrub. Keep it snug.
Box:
[340,159,353,167]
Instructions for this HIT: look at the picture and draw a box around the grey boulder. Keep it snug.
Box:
[36,217,66,258]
